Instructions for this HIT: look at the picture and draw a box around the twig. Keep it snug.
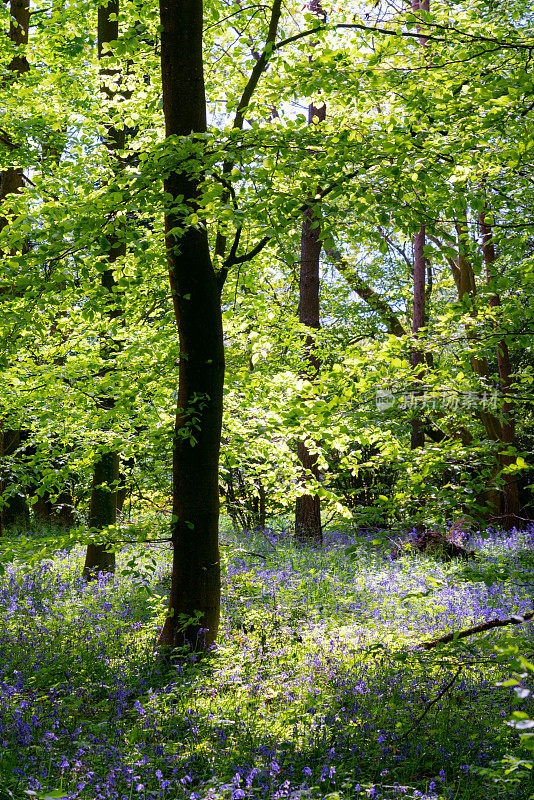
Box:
[399,667,462,738]
[385,536,405,553]
[219,542,269,559]
[418,611,534,650]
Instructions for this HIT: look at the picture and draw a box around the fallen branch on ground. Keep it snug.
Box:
[418,611,534,650]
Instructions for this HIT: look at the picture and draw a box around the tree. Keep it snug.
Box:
[156,0,224,652]
[409,0,430,452]
[83,0,126,578]
[0,0,532,578]
[479,204,521,528]
[0,0,31,531]
[410,223,427,451]
[294,0,326,545]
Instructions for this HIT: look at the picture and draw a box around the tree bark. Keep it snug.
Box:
[410,223,426,450]
[440,215,502,516]
[83,0,126,578]
[84,449,119,575]
[0,0,29,207]
[479,206,520,529]
[116,456,134,514]
[294,0,325,545]
[413,0,430,42]
[295,161,324,544]
[410,0,430,451]
[451,214,502,443]
[0,0,30,526]
[157,0,223,652]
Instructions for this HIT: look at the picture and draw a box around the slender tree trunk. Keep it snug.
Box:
[413,0,430,42]
[83,0,125,578]
[0,426,3,537]
[410,223,426,449]
[157,0,224,652]
[295,147,324,543]
[295,196,323,544]
[444,213,501,516]
[479,206,520,528]
[409,0,429,451]
[294,0,325,545]
[452,214,502,442]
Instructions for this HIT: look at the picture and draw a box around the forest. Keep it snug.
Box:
[1,0,534,797]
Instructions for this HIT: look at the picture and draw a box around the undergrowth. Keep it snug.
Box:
[0,523,533,800]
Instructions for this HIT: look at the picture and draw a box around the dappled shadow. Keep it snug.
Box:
[2,527,534,799]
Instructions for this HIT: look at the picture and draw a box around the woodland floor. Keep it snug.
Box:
[1,523,534,800]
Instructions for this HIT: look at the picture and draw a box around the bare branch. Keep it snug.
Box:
[399,668,463,737]
[419,611,534,650]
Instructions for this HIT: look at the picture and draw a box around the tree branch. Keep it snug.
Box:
[215,0,282,267]
[274,20,533,54]
[232,0,282,130]
[230,234,271,266]
[324,246,407,336]
[419,611,534,650]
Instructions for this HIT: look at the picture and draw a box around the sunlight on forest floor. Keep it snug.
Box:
[1,523,534,800]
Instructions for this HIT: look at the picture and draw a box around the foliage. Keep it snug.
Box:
[1,525,534,798]
[1,0,534,535]
[2,0,534,795]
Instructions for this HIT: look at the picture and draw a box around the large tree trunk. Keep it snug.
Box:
[0,0,29,214]
[479,206,520,529]
[0,0,30,529]
[83,0,126,578]
[157,0,224,652]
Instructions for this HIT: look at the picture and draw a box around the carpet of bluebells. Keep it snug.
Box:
[1,524,534,800]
